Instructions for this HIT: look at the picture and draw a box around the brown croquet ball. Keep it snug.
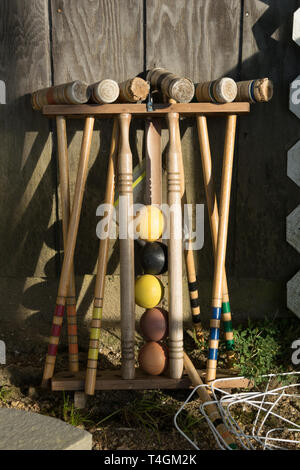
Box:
[140,308,168,342]
[138,341,168,376]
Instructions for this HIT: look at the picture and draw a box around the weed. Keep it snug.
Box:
[61,392,93,427]
[190,317,300,386]
[95,390,203,445]
[231,318,300,385]
[96,408,122,426]
[192,328,208,351]
[0,385,10,403]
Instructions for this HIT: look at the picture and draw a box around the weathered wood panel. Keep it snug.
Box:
[146,0,242,280]
[0,0,298,330]
[50,0,144,279]
[287,8,300,319]
[146,0,241,80]
[0,0,55,278]
[287,270,300,319]
[51,0,143,84]
[235,0,300,283]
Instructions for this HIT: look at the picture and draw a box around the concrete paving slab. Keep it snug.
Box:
[0,408,92,450]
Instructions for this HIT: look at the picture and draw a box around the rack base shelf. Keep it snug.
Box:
[51,368,251,392]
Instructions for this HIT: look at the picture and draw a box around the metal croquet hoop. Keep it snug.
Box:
[174,372,300,450]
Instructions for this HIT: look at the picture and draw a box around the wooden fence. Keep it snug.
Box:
[0,0,299,333]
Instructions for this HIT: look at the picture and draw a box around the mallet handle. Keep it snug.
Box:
[85,119,119,395]
[197,116,235,360]
[206,115,237,384]
[173,108,203,342]
[42,117,94,387]
[183,351,237,449]
[56,116,79,373]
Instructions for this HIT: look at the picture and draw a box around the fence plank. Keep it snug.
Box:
[146,0,242,280]
[0,0,55,278]
[51,0,143,84]
[235,0,300,286]
[146,0,241,80]
[50,0,144,277]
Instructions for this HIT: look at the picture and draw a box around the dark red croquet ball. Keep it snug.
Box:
[139,307,168,341]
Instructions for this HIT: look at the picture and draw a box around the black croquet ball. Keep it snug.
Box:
[140,241,168,275]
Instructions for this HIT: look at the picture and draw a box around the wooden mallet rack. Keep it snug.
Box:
[41,102,251,403]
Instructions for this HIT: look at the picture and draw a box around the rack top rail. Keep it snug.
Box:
[42,102,250,118]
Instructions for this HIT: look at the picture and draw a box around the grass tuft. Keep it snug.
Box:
[231,317,300,385]
[61,392,93,427]
[0,385,11,403]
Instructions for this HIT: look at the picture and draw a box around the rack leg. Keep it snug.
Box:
[85,119,119,395]
[74,391,87,410]
[118,113,135,380]
[166,112,183,379]
[175,115,203,342]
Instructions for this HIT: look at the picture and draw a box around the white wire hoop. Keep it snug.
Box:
[174,371,300,450]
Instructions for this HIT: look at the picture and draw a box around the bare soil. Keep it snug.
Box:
[0,325,299,450]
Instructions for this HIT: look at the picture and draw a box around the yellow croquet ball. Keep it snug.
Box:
[135,274,164,309]
[135,205,164,242]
